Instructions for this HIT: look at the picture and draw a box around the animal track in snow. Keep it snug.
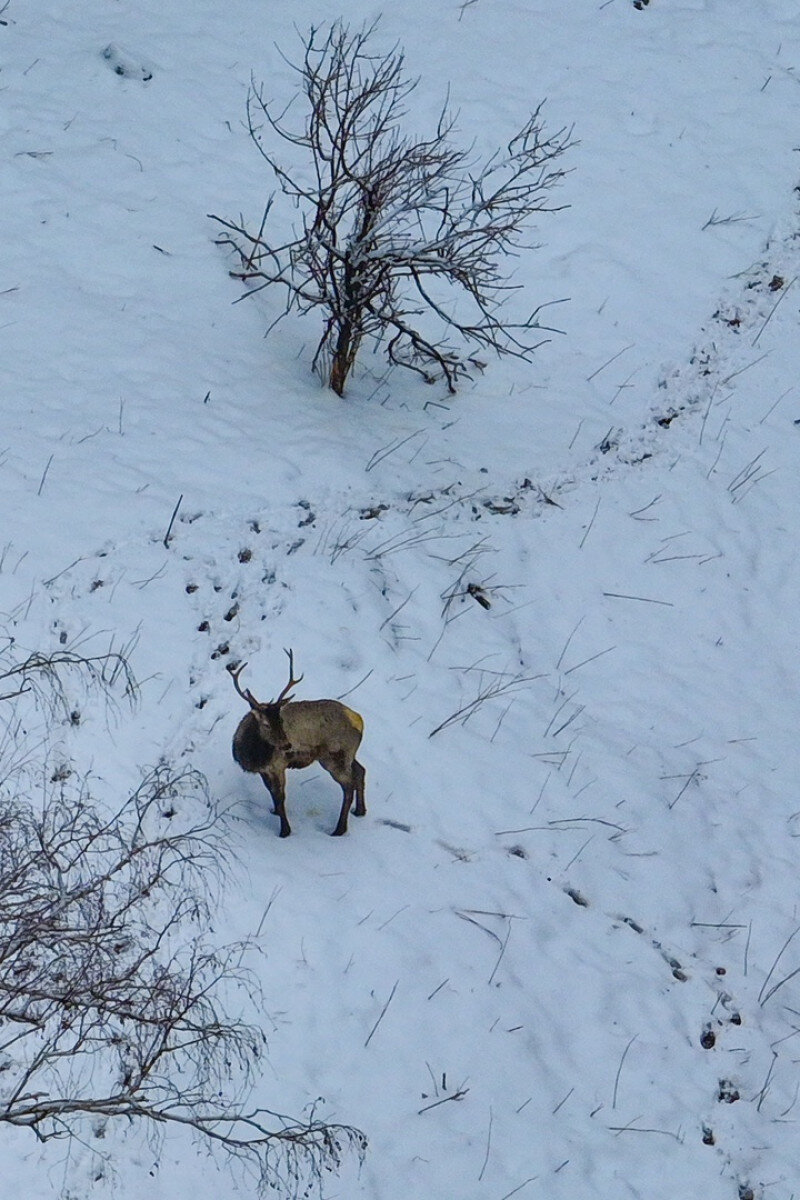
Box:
[101,43,154,82]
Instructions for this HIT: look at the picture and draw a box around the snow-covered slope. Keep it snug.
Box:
[3,1,800,1197]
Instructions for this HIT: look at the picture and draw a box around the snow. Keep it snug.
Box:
[3,0,800,1197]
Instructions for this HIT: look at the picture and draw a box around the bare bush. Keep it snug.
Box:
[0,649,366,1193]
[211,19,573,396]
[0,646,136,709]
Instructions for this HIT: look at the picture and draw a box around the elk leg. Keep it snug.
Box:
[261,773,291,838]
[321,752,357,836]
[353,760,366,817]
[332,782,354,837]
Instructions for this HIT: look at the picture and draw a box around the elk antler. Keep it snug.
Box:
[273,647,304,705]
[229,661,259,707]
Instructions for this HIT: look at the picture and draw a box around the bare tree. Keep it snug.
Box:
[211,20,573,396]
[0,649,366,1193]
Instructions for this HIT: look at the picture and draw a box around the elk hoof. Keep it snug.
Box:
[331,826,346,837]
[279,827,291,838]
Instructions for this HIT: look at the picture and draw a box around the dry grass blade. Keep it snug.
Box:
[429,671,543,737]
[364,979,400,1048]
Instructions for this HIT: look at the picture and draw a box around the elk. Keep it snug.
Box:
[230,650,366,838]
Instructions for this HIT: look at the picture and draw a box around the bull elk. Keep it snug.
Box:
[230,650,366,838]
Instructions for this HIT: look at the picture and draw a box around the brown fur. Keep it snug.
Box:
[232,698,366,838]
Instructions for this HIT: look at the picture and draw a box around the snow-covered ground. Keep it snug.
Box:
[3,1,800,1196]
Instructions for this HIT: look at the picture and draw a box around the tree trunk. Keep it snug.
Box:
[329,316,360,395]
[328,248,364,395]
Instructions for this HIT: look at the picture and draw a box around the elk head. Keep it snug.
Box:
[229,649,303,752]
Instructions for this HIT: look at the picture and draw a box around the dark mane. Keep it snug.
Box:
[232,712,275,773]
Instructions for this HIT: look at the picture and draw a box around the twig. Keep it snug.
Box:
[756,1050,778,1112]
[364,979,399,1048]
[499,1178,539,1200]
[551,704,585,738]
[478,1105,493,1181]
[531,772,549,814]
[758,925,800,1004]
[668,766,703,809]
[490,698,515,743]
[690,922,747,929]
[555,617,584,671]
[629,494,661,520]
[236,887,282,968]
[770,1027,800,1052]
[705,436,726,480]
[727,448,766,496]
[698,393,713,445]
[495,825,548,836]
[554,811,628,830]
[378,905,409,931]
[586,344,633,382]
[43,557,84,586]
[427,979,449,1001]
[752,275,796,346]
[488,921,514,985]
[607,1123,682,1140]
[163,493,184,549]
[702,209,758,230]
[720,350,770,386]
[610,368,638,405]
[429,672,542,738]
[568,419,583,450]
[37,454,54,497]
[337,668,373,701]
[761,964,800,1008]
[579,497,601,549]
[727,449,776,504]
[380,586,418,631]
[758,385,793,425]
[602,591,673,607]
[565,835,593,870]
[744,919,752,977]
[132,563,167,590]
[543,689,578,737]
[365,430,425,472]
[454,910,504,947]
[564,645,616,675]
[779,1080,800,1119]
[417,1085,469,1115]
[612,1035,637,1109]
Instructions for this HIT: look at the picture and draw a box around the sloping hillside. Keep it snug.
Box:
[2,2,800,1197]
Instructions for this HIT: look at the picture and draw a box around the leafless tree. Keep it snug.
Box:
[0,648,366,1193]
[211,20,573,396]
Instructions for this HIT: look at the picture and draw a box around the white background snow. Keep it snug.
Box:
[3,0,800,1197]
